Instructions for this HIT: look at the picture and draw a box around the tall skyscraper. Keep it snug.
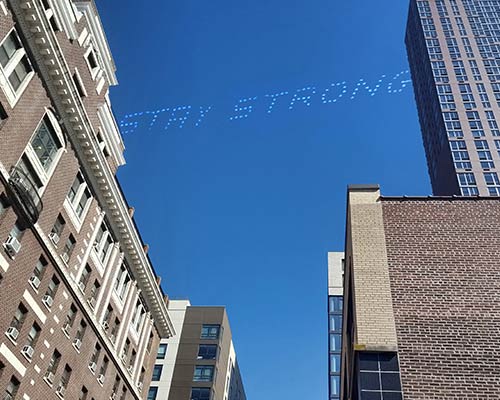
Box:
[406,0,500,196]
[340,184,500,399]
[328,252,343,400]
[0,1,174,399]
[148,301,246,400]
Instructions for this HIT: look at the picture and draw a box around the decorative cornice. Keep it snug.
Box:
[9,0,174,340]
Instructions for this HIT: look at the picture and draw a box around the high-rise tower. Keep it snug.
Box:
[406,0,500,196]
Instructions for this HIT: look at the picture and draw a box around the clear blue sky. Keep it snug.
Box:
[97,1,430,399]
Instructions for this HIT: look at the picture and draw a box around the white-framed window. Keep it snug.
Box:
[64,172,92,228]
[0,28,34,106]
[41,0,62,32]
[113,263,130,301]
[84,45,102,80]
[93,221,114,266]
[131,301,144,333]
[16,110,65,196]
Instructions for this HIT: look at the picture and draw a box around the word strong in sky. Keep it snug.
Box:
[119,69,411,134]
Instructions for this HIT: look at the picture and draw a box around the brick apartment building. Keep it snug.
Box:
[149,301,246,400]
[340,184,500,399]
[0,1,174,399]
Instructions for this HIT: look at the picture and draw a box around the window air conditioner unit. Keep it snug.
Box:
[49,232,60,245]
[29,275,41,289]
[44,371,55,383]
[127,365,133,374]
[88,362,97,373]
[5,326,19,341]
[110,394,117,400]
[42,295,54,308]
[4,235,21,257]
[101,321,109,330]
[78,281,86,293]
[62,322,71,335]
[73,338,82,350]
[61,252,69,263]
[56,384,66,397]
[97,374,105,385]
[22,345,35,359]
[137,382,143,391]
[109,334,116,343]
[3,393,13,400]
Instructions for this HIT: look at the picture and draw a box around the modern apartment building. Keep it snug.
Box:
[148,303,246,400]
[406,0,500,196]
[327,252,343,400]
[340,184,500,399]
[0,1,174,399]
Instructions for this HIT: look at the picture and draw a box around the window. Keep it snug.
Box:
[329,315,342,332]
[84,46,101,79]
[61,234,76,263]
[0,29,33,104]
[8,222,24,242]
[30,117,62,173]
[50,214,65,244]
[99,356,109,377]
[193,365,215,382]
[73,69,87,97]
[5,376,20,399]
[75,320,87,342]
[329,297,343,313]
[152,365,163,381]
[79,264,92,293]
[26,323,41,349]
[10,303,28,331]
[44,275,60,305]
[114,264,130,300]
[90,343,101,365]
[156,343,167,359]
[31,256,48,286]
[330,354,341,373]
[93,221,114,264]
[484,172,500,186]
[64,304,77,332]
[88,280,100,308]
[66,173,92,220]
[78,386,88,400]
[201,324,220,339]
[330,334,341,352]
[58,364,72,391]
[132,301,144,332]
[147,387,158,400]
[110,318,120,343]
[358,352,402,400]
[46,349,61,375]
[198,344,217,360]
[191,388,211,400]
[120,387,127,400]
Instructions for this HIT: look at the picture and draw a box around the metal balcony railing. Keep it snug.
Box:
[8,166,43,224]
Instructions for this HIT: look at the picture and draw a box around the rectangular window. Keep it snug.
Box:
[66,173,92,220]
[156,343,167,359]
[79,264,92,293]
[31,256,48,285]
[147,387,158,400]
[50,214,65,245]
[61,234,76,263]
[197,344,217,360]
[94,221,114,264]
[26,323,41,348]
[30,117,62,172]
[5,376,20,399]
[193,366,215,382]
[201,324,220,339]
[0,29,33,103]
[47,349,61,375]
[10,303,27,332]
[358,352,402,400]
[191,388,211,400]
[151,365,163,381]
[44,275,60,304]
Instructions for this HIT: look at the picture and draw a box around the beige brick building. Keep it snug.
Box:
[0,1,174,399]
[342,184,500,400]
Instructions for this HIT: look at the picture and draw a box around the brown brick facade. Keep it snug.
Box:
[382,198,500,399]
[0,1,171,400]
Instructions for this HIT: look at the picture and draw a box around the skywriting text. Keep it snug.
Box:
[119,69,411,134]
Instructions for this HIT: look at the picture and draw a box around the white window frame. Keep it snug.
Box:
[84,44,102,81]
[113,263,130,302]
[0,28,35,107]
[63,172,92,232]
[92,221,114,268]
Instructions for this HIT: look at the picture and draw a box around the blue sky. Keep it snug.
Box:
[98,1,430,399]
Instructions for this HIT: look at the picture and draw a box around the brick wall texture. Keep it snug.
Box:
[382,198,500,399]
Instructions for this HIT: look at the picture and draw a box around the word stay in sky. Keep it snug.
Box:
[119,69,412,134]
